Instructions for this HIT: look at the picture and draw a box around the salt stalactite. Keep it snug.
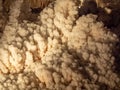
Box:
[0,0,3,11]
[0,0,24,46]
[9,0,24,25]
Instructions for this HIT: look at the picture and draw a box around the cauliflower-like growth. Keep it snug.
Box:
[0,0,120,90]
[0,72,39,90]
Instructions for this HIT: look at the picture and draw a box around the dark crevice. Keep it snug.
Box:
[112,41,120,75]
[78,0,120,29]
[31,7,43,14]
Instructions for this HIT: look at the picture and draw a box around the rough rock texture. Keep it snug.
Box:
[0,0,120,90]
